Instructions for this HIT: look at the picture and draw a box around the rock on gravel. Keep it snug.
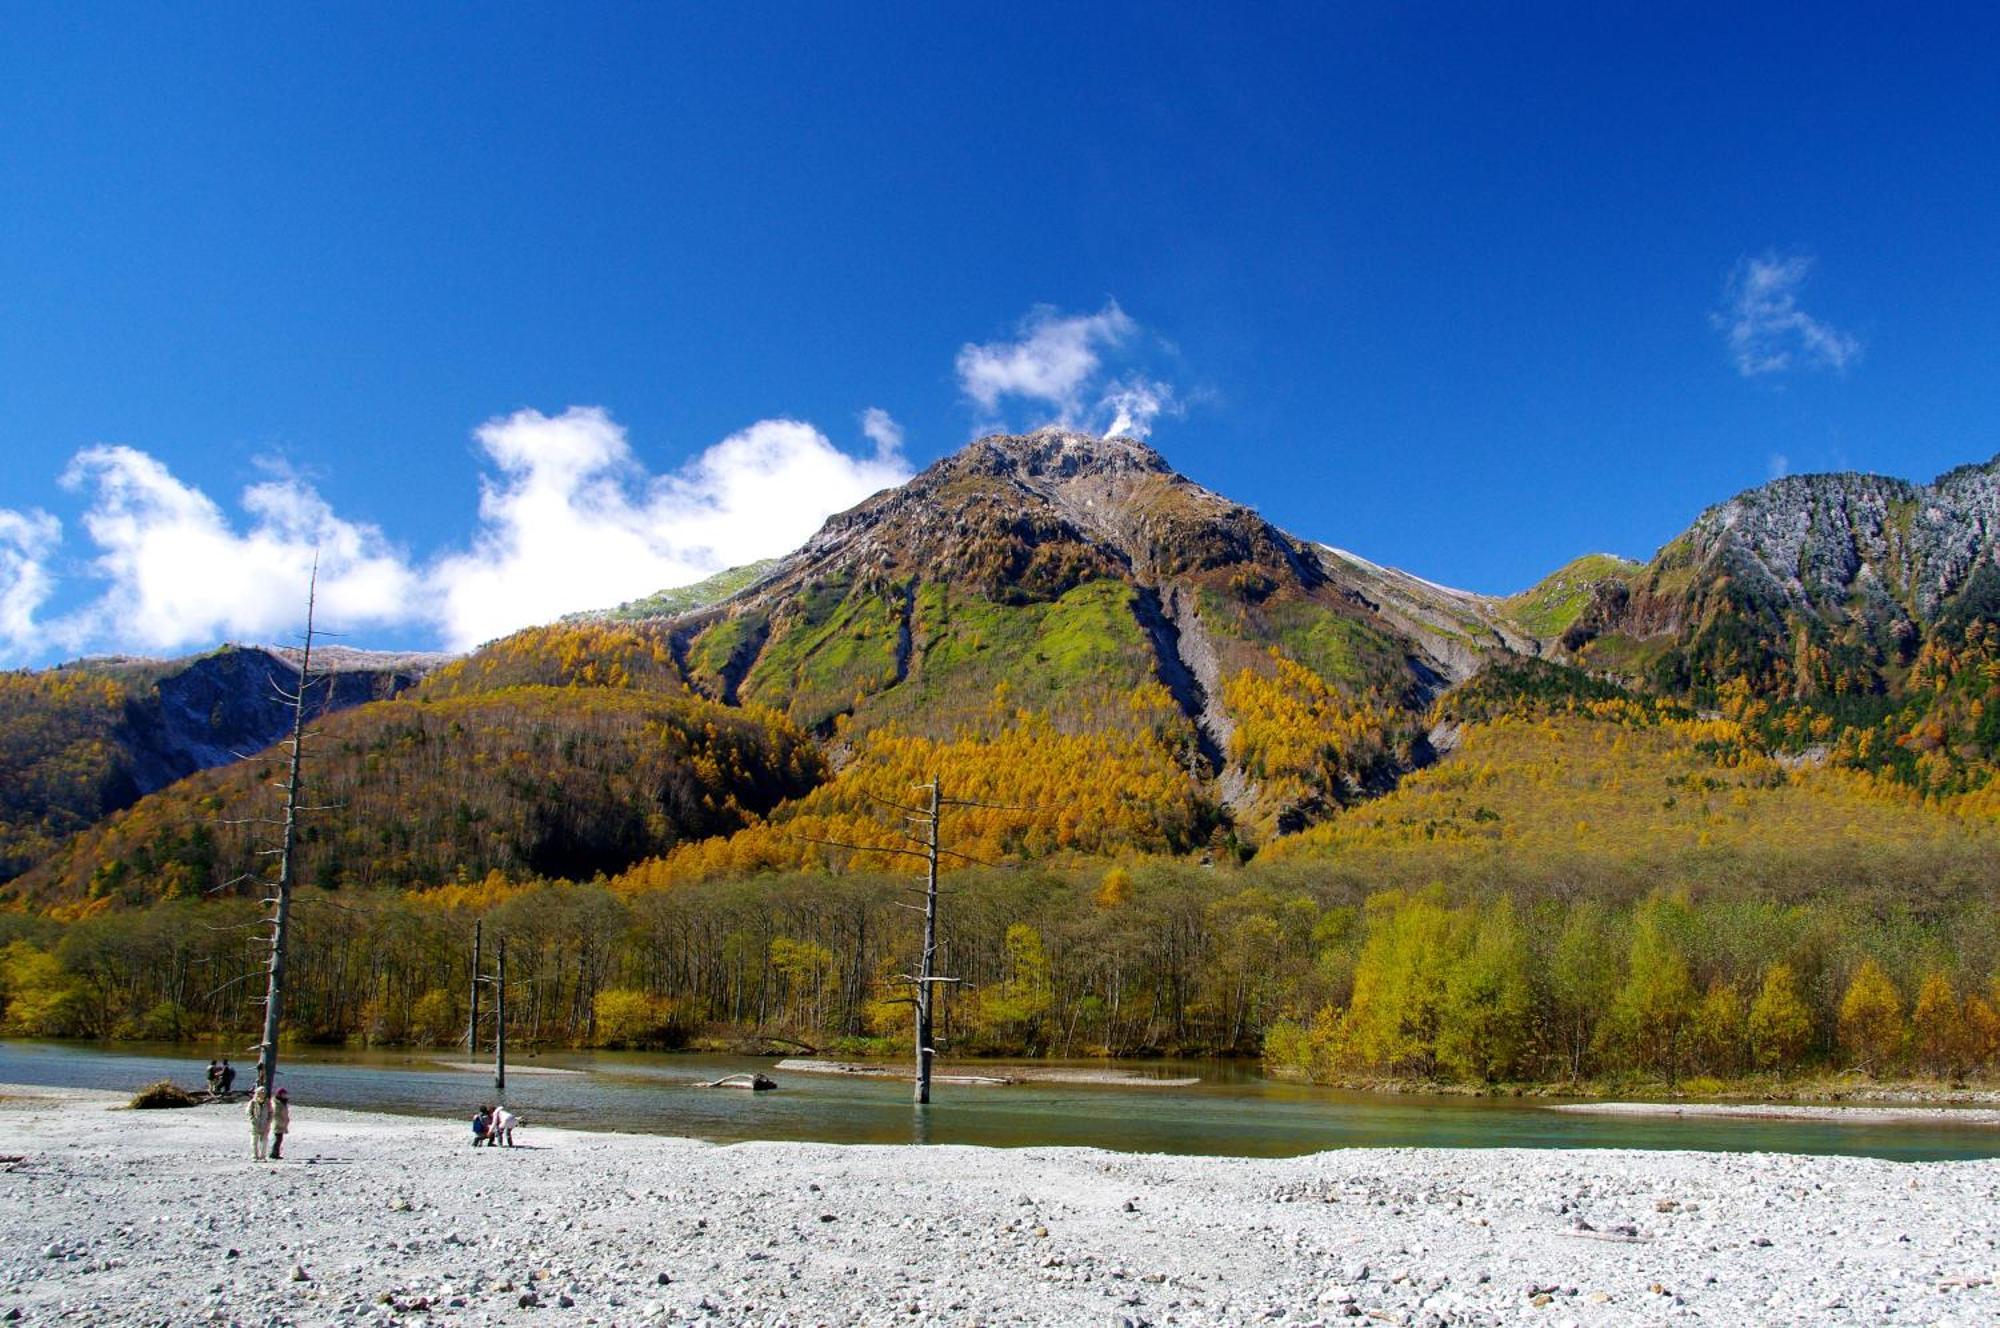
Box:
[0,1084,1995,1325]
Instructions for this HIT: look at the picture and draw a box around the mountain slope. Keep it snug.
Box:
[1539,455,2000,794]
[0,645,436,882]
[565,559,781,624]
[11,685,824,910]
[635,430,1528,832]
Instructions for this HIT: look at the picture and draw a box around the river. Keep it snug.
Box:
[3,1039,1994,1161]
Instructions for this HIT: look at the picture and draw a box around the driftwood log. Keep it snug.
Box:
[699,1073,778,1091]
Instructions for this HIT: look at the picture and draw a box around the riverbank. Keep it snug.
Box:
[1553,1102,2000,1127]
[1273,1069,2000,1106]
[2,1085,1996,1326]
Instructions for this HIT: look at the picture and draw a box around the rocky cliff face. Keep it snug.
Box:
[117,646,438,796]
[1679,460,1997,619]
[1567,455,2000,692]
[743,430,1326,601]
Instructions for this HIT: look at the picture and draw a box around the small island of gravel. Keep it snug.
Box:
[1,1084,1995,1326]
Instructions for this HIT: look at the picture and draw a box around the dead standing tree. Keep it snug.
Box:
[244,564,330,1096]
[797,776,1020,1105]
[467,920,509,1098]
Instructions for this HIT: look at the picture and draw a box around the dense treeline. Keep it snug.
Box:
[4,636,1996,1093]
[13,687,824,909]
[4,851,1997,1088]
[0,670,134,879]
[1264,886,2000,1087]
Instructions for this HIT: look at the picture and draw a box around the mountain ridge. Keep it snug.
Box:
[5,433,1997,901]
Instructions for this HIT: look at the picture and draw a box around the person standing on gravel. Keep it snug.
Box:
[247,1087,272,1161]
[491,1103,517,1147]
[269,1089,291,1159]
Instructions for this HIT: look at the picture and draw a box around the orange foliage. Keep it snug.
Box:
[1222,653,1395,807]
[419,623,685,698]
[614,711,1217,891]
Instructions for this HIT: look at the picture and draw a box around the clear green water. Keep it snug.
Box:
[4,1040,1995,1162]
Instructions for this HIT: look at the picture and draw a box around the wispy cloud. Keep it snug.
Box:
[1100,375,1179,440]
[955,301,1181,439]
[1715,253,1861,378]
[0,508,61,646]
[859,406,905,460]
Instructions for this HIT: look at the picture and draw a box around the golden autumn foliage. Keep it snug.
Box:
[612,708,1219,891]
[1838,959,1904,1072]
[10,686,824,907]
[419,622,685,698]
[0,670,132,878]
[1748,964,1813,1070]
[1223,653,1396,817]
[1262,710,1995,885]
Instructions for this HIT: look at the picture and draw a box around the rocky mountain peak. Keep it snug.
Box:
[1671,453,2000,622]
[950,428,1173,485]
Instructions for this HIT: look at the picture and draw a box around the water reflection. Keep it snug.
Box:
[1,1039,1994,1163]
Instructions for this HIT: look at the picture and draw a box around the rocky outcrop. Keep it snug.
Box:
[118,646,436,796]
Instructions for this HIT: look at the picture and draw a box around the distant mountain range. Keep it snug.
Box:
[6,430,1997,906]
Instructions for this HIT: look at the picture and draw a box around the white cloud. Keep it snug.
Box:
[1716,253,1861,377]
[429,407,909,649]
[859,406,904,459]
[47,445,422,655]
[1099,375,1180,440]
[0,507,61,649]
[956,302,1137,418]
[0,410,914,665]
[954,301,1182,438]
[1768,453,1790,480]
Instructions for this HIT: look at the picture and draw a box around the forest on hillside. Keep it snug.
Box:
[12,685,825,906]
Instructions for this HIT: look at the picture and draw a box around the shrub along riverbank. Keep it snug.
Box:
[4,852,1998,1092]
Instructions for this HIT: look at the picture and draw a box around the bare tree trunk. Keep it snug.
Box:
[914,776,941,1105]
[256,567,319,1096]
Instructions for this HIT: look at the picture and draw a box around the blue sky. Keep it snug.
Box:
[3,5,1998,663]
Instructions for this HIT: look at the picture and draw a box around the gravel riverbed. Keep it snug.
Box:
[1,1084,1995,1327]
